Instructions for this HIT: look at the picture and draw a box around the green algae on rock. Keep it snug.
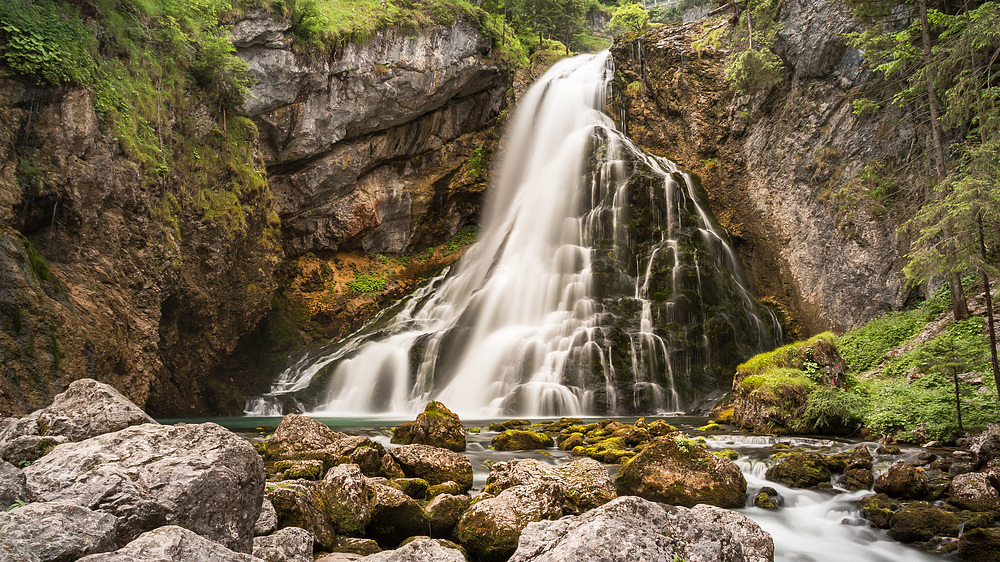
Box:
[391,401,467,452]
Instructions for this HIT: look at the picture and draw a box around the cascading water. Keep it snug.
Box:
[247,51,781,418]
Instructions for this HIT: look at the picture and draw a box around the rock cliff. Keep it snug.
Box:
[613,0,922,336]
[0,8,507,416]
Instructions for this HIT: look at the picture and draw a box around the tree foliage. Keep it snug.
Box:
[608,2,648,35]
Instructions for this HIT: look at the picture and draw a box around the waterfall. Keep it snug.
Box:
[247,51,780,419]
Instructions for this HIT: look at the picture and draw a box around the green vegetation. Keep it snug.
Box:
[723,0,784,93]
[608,2,647,35]
[648,0,713,24]
[347,271,389,294]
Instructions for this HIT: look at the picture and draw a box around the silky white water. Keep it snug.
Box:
[248,51,779,418]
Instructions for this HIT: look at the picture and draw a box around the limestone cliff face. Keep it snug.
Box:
[234,13,506,256]
[0,12,507,416]
[613,1,921,336]
[0,85,279,416]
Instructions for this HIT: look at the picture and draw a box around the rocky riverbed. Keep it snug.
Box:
[2,383,999,561]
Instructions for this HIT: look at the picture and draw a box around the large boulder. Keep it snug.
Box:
[0,379,155,449]
[482,458,616,513]
[265,415,386,476]
[0,501,119,561]
[452,482,564,562]
[425,494,470,537]
[615,435,746,508]
[958,527,1000,562]
[314,464,373,536]
[0,538,40,562]
[690,505,774,562]
[24,423,264,552]
[967,423,1000,468]
[76,525,267,562]
[508,495,770,562]
[873,461,928,499]
[252,527,313,562]
[388,444,473,491]
[765,452,831,488]
[391,402,466,452]
[0,435,69,467]
[887,506,961,543]
[948,472,1000,511]
[358,538,466,562]
[265,480,337,551]
[367,481,431,548]
[0,459,26,509]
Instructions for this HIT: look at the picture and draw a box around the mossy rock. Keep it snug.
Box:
[391,401,467,452]
[647,420,679,436]
[274,459,323,480]
[427,481,465,499]
[765,452,831,488]
[491,429,554,451]
[391,477,429,500]
[425,494,471,537]
[332,537,381,556]
[754,492,779,510]
[712,449,739,460]
[615,435,746,508]
[861,493,898,529]
[558,433,585,451]
[958,527,1000,561]
[697,422,725,431]
[887,506,961,543]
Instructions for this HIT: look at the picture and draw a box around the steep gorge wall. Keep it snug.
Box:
[613,0,923,336]
[0,12,506,416]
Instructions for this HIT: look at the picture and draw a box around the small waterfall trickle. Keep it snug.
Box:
[247,51,780,418]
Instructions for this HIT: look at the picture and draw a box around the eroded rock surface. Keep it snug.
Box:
[0,501,119,561]
[24,423,264,552]
[76,525,267,562]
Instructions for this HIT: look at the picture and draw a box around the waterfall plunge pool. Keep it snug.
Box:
[162,415,949,562]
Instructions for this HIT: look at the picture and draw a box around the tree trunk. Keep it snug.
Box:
[979,215,1000,404]
[954,365,964,432]
[919,0,970,320]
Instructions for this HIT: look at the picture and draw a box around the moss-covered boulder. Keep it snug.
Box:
[753,487,783,510]
[331,537,381,556]
[723,333,855,435]
[425,493,471,537]
[615,435,746,508]
[313,464,372,536]
[958,527,1000,561]
[273,459,323,480]
[452,482,564,562]
[367,481,430,548]
[391,477,429,500]
[391,402,466,452]
[426,481,464,498]
[265,480,337,550]
[388,444,473,492]
[874,461,929,499]
[483,458,616,514]
[887,506,961,543]
[490,429,554,451]
[765,452,832,488]
[860,493,899,529]
[840,467,874,491]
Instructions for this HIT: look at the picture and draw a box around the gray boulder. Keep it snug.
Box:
[0,379,155,450]
[452,482,564,562]
[0,538,40,562]
[388,444,473,491]
[265,415,385,476]
[0,435,68,467]
[24,422,264,552]
[76,525,267,562]
[690,504,774,562]
[968,423,1000,467]
[0,501,118,561]
[949,472,1000,511]
[508,495,766,562]
[254,498,278,536]
[359,538,466,562]
[483,458,615,513]
[0,459,26,509]
[252,527,313,562]
[425,494,470,537]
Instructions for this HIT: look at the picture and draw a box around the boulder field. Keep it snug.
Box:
[0,380,779,561]
[5,382,1000,560]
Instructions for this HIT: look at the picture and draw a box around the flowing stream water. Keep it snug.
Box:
[248,51,780,419]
